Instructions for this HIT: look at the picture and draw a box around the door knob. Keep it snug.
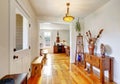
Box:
[13,55,18,59]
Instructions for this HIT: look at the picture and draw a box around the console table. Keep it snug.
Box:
[84,53,113,83]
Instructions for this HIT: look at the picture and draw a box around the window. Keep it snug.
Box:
[44,32,51,47]
[16,9,29,51]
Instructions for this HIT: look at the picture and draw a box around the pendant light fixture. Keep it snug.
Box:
[63,2,74,22]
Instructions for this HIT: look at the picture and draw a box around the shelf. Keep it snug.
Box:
[75,35,84,65]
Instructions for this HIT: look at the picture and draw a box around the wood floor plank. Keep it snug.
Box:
[28,53,116,84]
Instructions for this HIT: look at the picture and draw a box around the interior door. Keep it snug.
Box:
[10,1,31,75]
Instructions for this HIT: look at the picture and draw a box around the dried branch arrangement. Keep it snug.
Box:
[86,29,104,45]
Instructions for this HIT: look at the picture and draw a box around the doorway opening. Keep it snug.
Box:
[39,23,70,56]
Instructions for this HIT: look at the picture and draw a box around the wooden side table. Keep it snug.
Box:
[0,73,28,84]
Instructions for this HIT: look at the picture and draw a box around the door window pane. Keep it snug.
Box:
[16,9,29,51]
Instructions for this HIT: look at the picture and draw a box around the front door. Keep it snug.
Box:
[10,0,31,75]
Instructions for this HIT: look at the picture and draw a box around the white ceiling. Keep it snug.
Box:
[29,0,110,18]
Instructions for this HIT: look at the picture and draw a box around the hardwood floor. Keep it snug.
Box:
[28,53,116,84]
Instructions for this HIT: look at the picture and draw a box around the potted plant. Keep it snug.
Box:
[75,18,81,36]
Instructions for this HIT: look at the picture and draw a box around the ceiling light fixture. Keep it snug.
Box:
[63,2,74,22]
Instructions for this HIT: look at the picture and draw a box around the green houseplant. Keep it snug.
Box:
[75,18,81,36]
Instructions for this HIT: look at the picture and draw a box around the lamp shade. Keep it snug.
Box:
[63,16,74,22]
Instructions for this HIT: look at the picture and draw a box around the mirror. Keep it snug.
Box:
[15,9,29,51]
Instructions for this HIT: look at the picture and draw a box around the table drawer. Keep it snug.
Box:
[91,55,100,68]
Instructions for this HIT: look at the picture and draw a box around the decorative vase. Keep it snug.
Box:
[100,43,105,57]
[78,54,81,62]
[88,44,95,55]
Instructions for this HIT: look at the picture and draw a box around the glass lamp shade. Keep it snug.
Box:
[63,15,74,22]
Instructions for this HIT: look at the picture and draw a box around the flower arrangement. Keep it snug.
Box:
[86,29,104,55]
[86,29,104,45]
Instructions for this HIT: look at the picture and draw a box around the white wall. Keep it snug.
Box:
[70,23,76,63]
[0,0,9,78]
[84,0,120,83]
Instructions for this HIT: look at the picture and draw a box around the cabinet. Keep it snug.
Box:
[65,46,70,56]
[53,45,65,53]
[53,46,58,53]
[75,35,84,65]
